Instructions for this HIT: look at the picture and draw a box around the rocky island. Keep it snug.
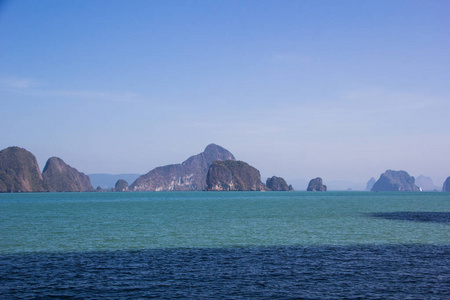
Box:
[42,157,93,192]
[307,177,327,191]
[371,170,420,192]
[114,179,129,192]
[0,146,49,192]
[266,176,294,191]
[206,160,267,191]
[0,146,94,193]
[130,144,235,191]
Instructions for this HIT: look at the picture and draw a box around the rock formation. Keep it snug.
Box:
[266,176,294,191]
[114,179,129,192]
[130,144,235,191]
[0,146,49,192]
[206,160,267,191]
[415,175,437,191]
[371,170,420,192]
[307,177,327,191]
[42,157,93,192]
[443,177,450,192]
[365,177,376,191]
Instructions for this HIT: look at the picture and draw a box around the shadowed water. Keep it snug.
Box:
[368,212,450,224]
[1,245,449,299]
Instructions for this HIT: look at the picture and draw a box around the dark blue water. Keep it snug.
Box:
[1,245,449,299]
[367,212,450,224]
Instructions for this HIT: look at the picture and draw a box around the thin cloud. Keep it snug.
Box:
[0,75,139,103]
[0,76,38,89]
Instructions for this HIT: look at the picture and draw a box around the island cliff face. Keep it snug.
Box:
[0,147,49,192]
[42,157,94,192]
[443,177,450,192]
[206,160,266,191]
[266,176,294,191]
[130,144,235,191]
[307,177,327,191]
[371,170,420,192]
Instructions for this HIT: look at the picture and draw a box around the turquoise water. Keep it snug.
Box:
[1,191,448,253]
[1,192,449,298]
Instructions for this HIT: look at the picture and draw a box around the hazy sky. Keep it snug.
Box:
[1,0,449,185]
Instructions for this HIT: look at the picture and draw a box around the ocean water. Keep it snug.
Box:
[1,191,449,298]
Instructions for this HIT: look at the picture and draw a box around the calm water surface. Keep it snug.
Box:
[1,192,449,298]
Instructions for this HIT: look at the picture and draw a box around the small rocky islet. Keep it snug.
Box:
[114,179,129,192]
[0,144,448,192]
[307,177,327,192]
[266,176,294,191]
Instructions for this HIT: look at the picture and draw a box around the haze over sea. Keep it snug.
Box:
[1,192,449,298]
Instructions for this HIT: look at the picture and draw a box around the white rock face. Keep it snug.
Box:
[130,144,235,191]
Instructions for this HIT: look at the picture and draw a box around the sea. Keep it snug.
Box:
[0,191,449,299]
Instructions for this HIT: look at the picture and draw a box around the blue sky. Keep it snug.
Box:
[1,0,449,186]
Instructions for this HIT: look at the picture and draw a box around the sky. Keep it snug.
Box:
[1,0,449,187]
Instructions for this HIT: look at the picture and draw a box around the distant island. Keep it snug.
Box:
[307,177,327,192]
[0,145,448,193]
[371,170,420,192]
[266,176,294,191]
[365,177,376,191]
